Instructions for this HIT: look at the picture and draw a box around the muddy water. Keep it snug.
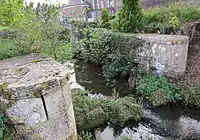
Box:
[75,62,200,140]
[97,105,200,140]
[75,61,130,97]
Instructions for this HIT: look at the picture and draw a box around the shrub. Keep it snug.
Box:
[0,38,31,60]
[180,86,200,107]
[101,8,110,28]
[142,3,200,33]
[0,0,24,26]
[0,3,73,62]
[110,16,120,32]
[79,131,93,140]
[114,0,143,33]
[137,75,182,106]
[0,112,14,140]
[74,28,142,82]
[41,43,73,63]
[136,74,200,107]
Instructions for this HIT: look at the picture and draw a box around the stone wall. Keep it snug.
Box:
[0,55,77,140]
[134,34,189,78]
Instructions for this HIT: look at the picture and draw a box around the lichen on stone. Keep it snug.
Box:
[40,82,48,90]
[32,91,42,98]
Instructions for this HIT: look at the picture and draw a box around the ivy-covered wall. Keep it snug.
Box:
[74,28,189,81]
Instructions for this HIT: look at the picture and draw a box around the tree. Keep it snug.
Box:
[101,8,110,28]
[117,0,143,33]
[0,0,24,26]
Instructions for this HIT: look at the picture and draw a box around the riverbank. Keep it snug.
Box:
[73,61,200,140]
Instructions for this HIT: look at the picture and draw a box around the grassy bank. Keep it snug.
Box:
[137,74,200,107]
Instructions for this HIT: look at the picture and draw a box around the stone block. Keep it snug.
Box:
[0,55,77,140]
[134,34,189,78]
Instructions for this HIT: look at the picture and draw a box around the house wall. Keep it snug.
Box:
[63,0,199,20]
[63,4,89,19]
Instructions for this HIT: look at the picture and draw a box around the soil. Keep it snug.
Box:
[184,47,200,86]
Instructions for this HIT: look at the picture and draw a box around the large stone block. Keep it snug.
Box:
[0,55,77,140]
[134,34,189,78]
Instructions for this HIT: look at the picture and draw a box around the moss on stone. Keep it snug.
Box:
[0,100,15,111]
[40,82,48,90]
[31,133,43,140]
[0,82,13,100]
[60,75,69,87]
[32,91,42,98]
[73,94,143,131]
[69,133,77,140]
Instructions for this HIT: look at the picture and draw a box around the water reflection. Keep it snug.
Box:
[97,107,200,140]
[75,62,200,140]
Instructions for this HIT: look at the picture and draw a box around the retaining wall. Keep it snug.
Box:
[134,34,189,78]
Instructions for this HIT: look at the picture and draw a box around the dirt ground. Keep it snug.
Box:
[184,47,200,87]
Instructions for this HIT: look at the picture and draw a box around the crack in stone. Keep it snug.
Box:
[41,95,49,120]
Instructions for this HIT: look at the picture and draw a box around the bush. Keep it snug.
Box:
[137,74,200,107]
[101,8,110,28]
[137,75,182,106]
[74,28,143,81]
[0,38,31,60]
[0,0,24,26]
[114,0,143,33]
[0,112,14,140]
[180,86,200,107]
[142,3,200,33]
[110,16,120,32]
[79,131,93,140]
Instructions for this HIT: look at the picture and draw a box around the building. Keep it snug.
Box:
[63,0,197,21]
[62,0,122,21]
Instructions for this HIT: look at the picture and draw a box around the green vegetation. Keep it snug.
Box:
[0,26,10,31]
[100,8,110,28]
[74,28,142,82]
[1,0,200,139]
[142,3,200,33]
[0,39,30,60]
[112,0,143,33]
[180,85,200,107]
[0,112,13,140]
[137,74,200,107]
[73,94,142,131]
[0,0,24,26]
[101,8,110,29]
[79,131,93,140]
[137,75,182,106]
[0,2,73,62]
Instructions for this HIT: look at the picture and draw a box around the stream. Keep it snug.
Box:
[74,61,200,140]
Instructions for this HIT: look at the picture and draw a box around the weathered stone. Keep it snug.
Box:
[133,34,189,78]
[0,55,77,140]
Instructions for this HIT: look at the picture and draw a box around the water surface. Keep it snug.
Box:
[75,62,200,140]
